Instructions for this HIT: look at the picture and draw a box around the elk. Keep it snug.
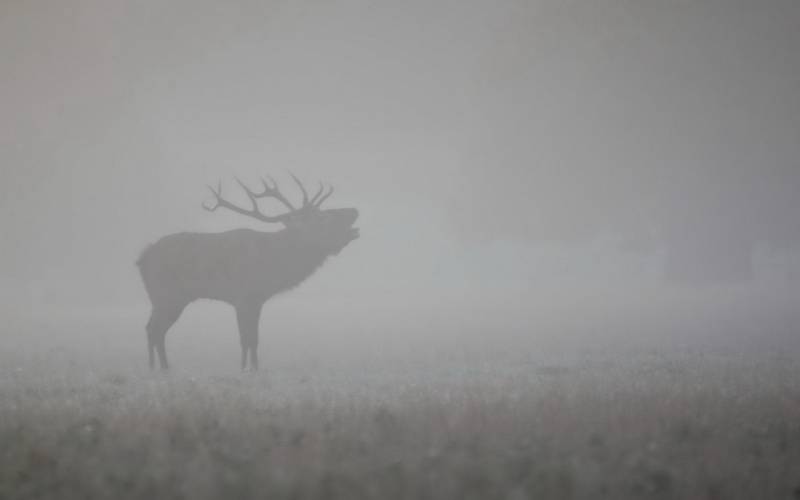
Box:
[136,174,359,370]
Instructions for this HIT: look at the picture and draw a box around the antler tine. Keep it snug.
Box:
[257,176,295,211]
[289,173,309,207]
[201,181,223,211]
[235,177,260,210]
[314,184,334,208]
[309,182,325,206]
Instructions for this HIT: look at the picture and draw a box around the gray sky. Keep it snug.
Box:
[1,0,798,315]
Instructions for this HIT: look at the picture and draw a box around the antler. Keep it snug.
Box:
[202,179,292,223]
[313,184,334,208]
[254,176,297,211]
[290,173,309,207]
[202,173,335,223]
[288,173,334,209]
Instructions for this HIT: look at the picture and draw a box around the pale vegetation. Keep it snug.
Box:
[2,349,799,499]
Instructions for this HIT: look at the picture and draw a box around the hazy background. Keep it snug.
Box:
[1,0,799,369]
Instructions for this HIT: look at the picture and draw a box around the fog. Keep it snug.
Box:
[2,1,798,351]
[2,2,800,497]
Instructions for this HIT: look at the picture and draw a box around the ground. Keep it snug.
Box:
[2,350,800,499]
[1,292,799,499]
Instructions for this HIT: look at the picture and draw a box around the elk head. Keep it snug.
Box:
[202,174,360,254]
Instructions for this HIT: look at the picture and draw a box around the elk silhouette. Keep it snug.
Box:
[137,174,359,370]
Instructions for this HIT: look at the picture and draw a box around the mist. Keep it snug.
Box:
[1,1,799,498]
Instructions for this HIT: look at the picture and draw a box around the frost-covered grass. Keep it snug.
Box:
[1,350,800,499]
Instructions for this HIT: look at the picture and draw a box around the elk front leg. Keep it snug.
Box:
[235,303,261,371]
[250,330,259,371]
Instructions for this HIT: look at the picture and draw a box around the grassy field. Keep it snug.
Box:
[2,349,800,499]
[2,292,799,499]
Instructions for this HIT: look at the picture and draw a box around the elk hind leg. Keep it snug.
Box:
[146,303,185,370]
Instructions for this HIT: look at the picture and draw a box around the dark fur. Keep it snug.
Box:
[138,207,358,370]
